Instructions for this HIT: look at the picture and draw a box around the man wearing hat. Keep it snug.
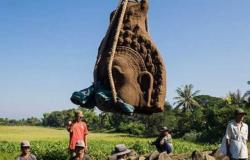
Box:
[70,140,92,160]
[153,127,173,154]
[16,140,37,160]
[67,110,89,157]
[224,108,248,160]
[109,144,131,160]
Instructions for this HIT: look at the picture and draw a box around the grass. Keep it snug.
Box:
[0,125,218,160]
[0,126,151,142]
[0,126,67,142]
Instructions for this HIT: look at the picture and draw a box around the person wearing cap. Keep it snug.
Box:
[109,144,131,160]
[153,127,173,154]
[16,140,37,160]
[70,140,92,160]
[224,108,248,160]
[67,110,89,157]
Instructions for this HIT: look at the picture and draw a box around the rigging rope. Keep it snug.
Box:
[108,0,129,103]
[94,0,123,84]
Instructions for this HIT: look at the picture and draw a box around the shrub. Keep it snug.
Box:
[118,122,145,136]
[182,131,201,142]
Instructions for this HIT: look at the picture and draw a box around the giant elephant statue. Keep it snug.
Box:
[71,0,166,115]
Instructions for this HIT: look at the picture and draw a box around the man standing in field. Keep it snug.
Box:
[67,110,89,157]
[16,140,37,160]
[224,108,248,160]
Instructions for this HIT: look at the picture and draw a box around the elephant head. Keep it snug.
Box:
[94,0,166,114]
[72,0,166,114]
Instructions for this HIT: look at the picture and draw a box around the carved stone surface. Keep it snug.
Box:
[93,0,166,114]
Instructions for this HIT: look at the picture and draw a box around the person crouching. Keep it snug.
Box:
[153,127,173,154]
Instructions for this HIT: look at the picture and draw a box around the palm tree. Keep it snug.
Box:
[226,89,245,106]
[173,84,200,111]
[243,81,250,105]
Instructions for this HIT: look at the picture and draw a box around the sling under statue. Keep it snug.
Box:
[71,0,166,114]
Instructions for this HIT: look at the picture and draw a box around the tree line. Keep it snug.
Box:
[0,117,41,126]
[1,81,249,144]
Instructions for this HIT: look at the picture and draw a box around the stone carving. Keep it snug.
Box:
[71,0,166,114]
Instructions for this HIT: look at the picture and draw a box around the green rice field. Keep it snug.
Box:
[0,126,218,160]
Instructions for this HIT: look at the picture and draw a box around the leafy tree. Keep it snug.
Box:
[99,112,112,130]
[8,119,17,125]
[26,117,41,126]
[143,112,165,136]
[162,102,178,132]
[79,108,99,130]
[194,95,225,108]
[118,122,145,135]
[61,109,75,127]
[0,118,8,125]
[43,111,64,127]
[42,108,98,128]
[173,84,200,111]
[110,113,134,131]
[134,102,175,137]
[200,105,237,143]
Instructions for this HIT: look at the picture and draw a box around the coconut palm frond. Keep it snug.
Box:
[192,90,200,97]
[173,84,200,112]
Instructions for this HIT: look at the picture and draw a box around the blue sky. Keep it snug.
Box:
[0,0,249,119]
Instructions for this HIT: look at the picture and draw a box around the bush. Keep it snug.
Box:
[131,141,154,154]
[32,141,69,160]
[182,131,201,142]
[118,122,145,136]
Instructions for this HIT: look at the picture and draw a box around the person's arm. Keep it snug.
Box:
[166,134,173,143]
[84,123,89,152]
[226,139,231,158]
[244,124,248,141]
[84,135,88,152]
[67,121,73,132]
[160,136,166,145]
[247,125,248,141]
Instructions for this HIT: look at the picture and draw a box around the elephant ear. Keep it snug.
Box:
[138,71,153,107]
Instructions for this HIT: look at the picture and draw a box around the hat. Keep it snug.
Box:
[75,140,85,148]
[111,144,131,156]
[75,110,83,117]
[235,108,247,115]
[20,140,30,147]
[159,126,169,132]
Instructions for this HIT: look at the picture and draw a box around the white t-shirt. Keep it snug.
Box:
[225,120,248,159]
